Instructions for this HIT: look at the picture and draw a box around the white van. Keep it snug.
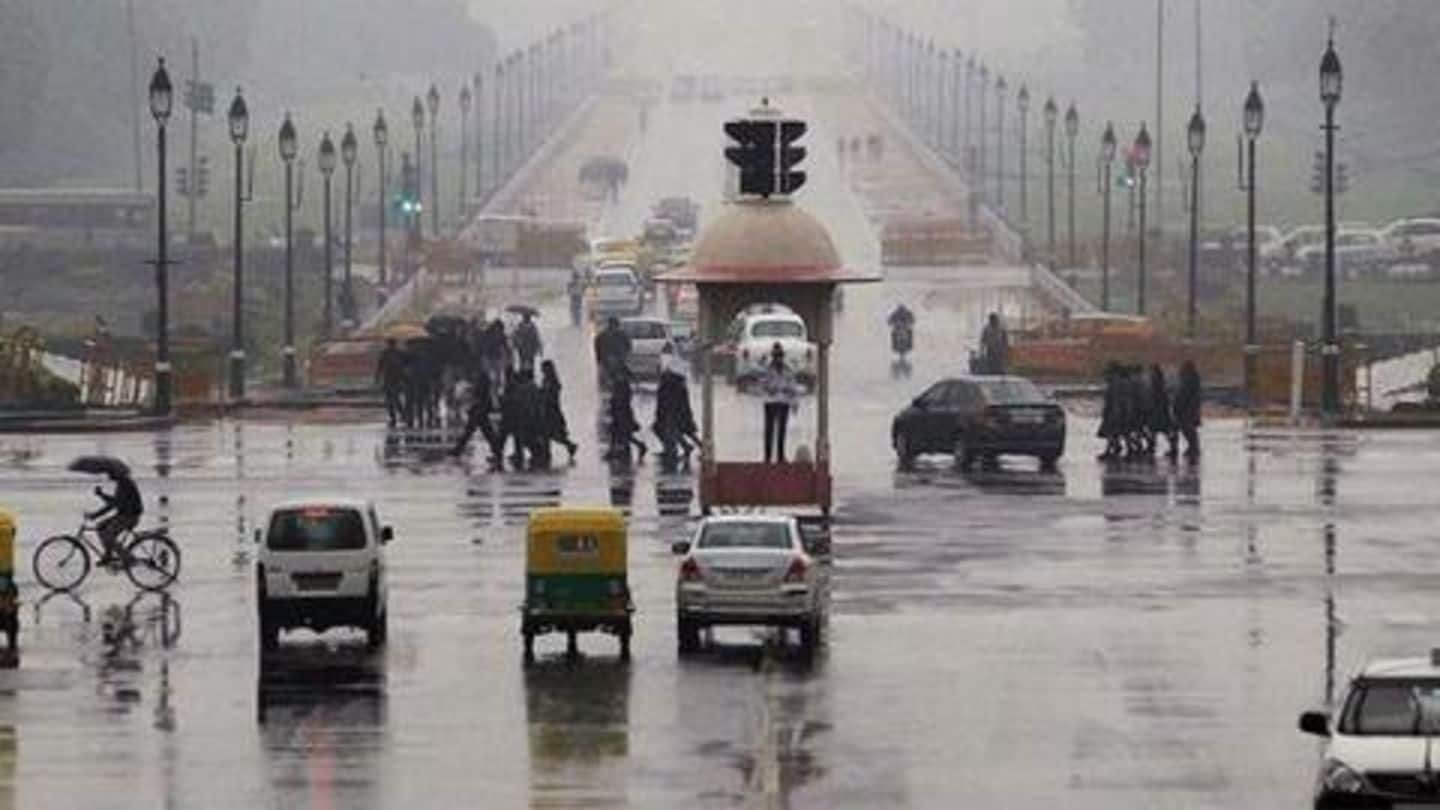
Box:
[256,498,392,651]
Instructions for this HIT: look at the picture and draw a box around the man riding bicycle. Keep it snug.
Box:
[86,469,143,564]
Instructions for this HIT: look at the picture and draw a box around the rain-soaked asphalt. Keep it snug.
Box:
[6,98,1440,810]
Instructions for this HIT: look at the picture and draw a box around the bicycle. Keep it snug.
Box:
[32,520,181,593]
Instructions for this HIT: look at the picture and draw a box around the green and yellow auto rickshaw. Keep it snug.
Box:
[522,508,633,660]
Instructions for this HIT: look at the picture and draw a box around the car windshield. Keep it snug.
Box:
[622,321,667,339]
[267,507,367,551]
[698,522,792,550]
[1340,680,1440,735]
[978,379,1045,404]
[752,320,805,339]
[597,272,634,287]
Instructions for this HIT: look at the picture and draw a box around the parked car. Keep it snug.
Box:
[620,317,673,380]
[256,498,393,651]
[672,514,831,655]
[1299,650,1440,809]
[1275,225,1328,272]
[1226,225,1287,269]
[1299,229,1399,277]
[1382,217,1440,264]
[891,375,1066,470]
[727,303,817,388]
[589,265,644,320]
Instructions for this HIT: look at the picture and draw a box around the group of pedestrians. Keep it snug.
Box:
[1098,360,1202,462]
[594,317,701,465]
[374,338,445,429]
[450,357,579,471]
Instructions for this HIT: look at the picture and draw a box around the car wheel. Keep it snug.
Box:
[618,623,632,661]
[259,612,280,652]
[366,609,387,650]
[800,616,823,655]
[953,433,974,471]
[1039,452,1060,471]
[894,432,915,468]
[677,616,701,655]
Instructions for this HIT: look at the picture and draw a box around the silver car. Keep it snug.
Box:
[620,317,673,381]
[672,515,830,655]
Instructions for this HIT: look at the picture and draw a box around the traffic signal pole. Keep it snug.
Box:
[188,39,199,244]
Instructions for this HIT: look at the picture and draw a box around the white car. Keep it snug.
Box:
[256,498,393,651]
[728,304,817,387]
[672,515,831,655]
[1298,229,1398,277]
[1382,217,1440,263]
[620,316,673,380]
[589,265,644,320]
[1300,651,1440,808]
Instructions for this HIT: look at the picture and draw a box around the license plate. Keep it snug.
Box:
[1012,411,1044,424]
[292,573,343,592]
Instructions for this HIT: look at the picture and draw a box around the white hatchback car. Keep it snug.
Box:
[256,498,392,651]
[1300,651,1440,808]
[590,265,644,320]
[672,515,830,655]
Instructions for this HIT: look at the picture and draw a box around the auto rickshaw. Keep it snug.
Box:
[521,508,633,661]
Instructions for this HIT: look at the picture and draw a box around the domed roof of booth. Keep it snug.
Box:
[656,198,880,285]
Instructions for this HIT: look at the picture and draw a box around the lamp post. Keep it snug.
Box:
[427,83,439,234]
[1185,106,1206,339]
[459,83,471,222]
[227,88,248,399]
[1320,31,1343,416]
[964,56,975,178]
[472,73,484,201]
[318,131,336,340]
[340,124,357,331]
[373,110,388,287]
[493,62,504,189]
[411,96,424,236]
[1043,97,1057,265]
[1065,102,1079,267]
[1099,124,1116,311]
[1241,81,1265,406]
[950,50,963,161]
[977,64,988,203]
[278,113,299,389]
[937,48,949,152]
[1134,123,1153,315]
[995,75,1007,212]
[1017,85,1030,252]
[147,59,174,415]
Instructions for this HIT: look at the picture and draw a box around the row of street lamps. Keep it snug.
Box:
[142,14,610,410]
[856,13,1346,414]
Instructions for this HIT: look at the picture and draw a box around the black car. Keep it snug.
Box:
[891,376,1066,470]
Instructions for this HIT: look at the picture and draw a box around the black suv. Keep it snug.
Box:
[892,376,1066,470]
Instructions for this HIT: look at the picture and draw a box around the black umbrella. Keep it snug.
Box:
[68,455,130,477]
[506,304,540,318]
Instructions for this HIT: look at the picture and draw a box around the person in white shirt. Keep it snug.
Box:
[761,342,799,463]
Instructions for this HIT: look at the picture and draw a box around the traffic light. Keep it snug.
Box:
[176,166,190,197]
[778,119,807,194]
[398,154,421,217]
[195,155,210,198]
[1336,162,1350,195]
[724,119,777,197]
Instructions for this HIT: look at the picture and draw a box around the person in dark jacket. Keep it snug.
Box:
[538,360,579,463]
[979,312,1010,375]
[653,362,700,462]
[1097,363,1125,460]
[606,366,647,463]
[479,319,511,383]
[87,468,143,564]
[1124,364,1148,458]
[1173,360,1203,461]
[500,368,541,470]
[513,313,543,374]
[1148,364,1176,459]
[594,317,632,388]
[375,339,408,427]
[450,370,500,462]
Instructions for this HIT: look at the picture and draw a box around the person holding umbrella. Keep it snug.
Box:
[73,456,142,564]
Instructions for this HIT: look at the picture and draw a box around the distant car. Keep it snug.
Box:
[1227,225,1286,268]
[700,75,725,102]
[1277,225,1328,270]
[1299,650,1440,809]
[1382,217,1440,264]
[590,266,644,320]
[670,74,697,103]
[256,498,393,651]
[619,316,673,380]
[728,303,816,388]
[672,514,831,655]
[1298,229,1398,277]
[891,375,1066,470]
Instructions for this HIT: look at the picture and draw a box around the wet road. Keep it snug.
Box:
[4,96,1439,809]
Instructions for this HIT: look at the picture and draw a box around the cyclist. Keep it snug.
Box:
[86,468,143,564]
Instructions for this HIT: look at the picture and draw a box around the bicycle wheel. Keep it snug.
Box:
[33,535,91,592]
[123,532,181,591]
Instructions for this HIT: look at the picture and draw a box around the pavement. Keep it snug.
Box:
[1,86,1438,810]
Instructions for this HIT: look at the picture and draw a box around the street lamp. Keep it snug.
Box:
[340,124,357,331]
[318,131,336,340]
[1133,123,1153,315]
[411,95,424,237]
[937,48,949,152]
[373,109,389,287]
[1017,85,1030,252]
[995,75,1007,212]
[1099,122,1117,311]
[1043,97,1057,265]
[459,82,471,221]
[977,64,988,203]
[950,50,963,161]
[147,58,173,415]
[964,56,975,179]
[1186,105,1206,339]
[493,62,505,188]
[278,113,299,389]
[1320,30,1343,416]
[1240,81,1265,406]
[1065,102,1079,267]
[427,82,440,234]
[227,87,249,400]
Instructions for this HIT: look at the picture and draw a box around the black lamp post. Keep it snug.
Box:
[373,110,388,287]
[148,58,174,415]
[964,56,975,177]
[1320,32,1343,416]
[1134,123,1153,315]
[472,73,484,200]
[950,50,963,161]
[1065,102,1079,267]
[1099,123,1117,311]
[427,83,439,234]
[995,75,1007,212]
[227,88,248,400]
[1017,85,1030,252]
[1043,97,1057,265]
[1186,106,1206,339]
[977,64,988,203]
[1241,81,1265,406]
[340,124,357,331]
[937,48,949,151]
[493,62,505,188]
[459,82,471,220]
[318,131,336,339]
[411,96,424,237]
[278,113,299,389]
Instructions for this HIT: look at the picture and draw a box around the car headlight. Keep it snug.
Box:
[1321,759,1367,794]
